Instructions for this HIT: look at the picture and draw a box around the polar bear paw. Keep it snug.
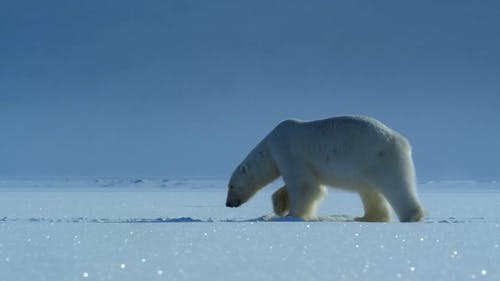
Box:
[354,215,391,223]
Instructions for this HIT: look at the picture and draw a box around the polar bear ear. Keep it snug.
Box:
[239,165,248,174]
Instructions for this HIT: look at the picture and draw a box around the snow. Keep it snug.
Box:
[0,178,499,281]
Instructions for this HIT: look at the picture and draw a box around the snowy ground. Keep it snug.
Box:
[0,178,499,281]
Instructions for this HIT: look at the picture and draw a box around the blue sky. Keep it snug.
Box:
[1,1,499,180]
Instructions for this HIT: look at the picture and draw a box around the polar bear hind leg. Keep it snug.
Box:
[355,188,391,222]
[371,175,424,222]
[368,140,425,222]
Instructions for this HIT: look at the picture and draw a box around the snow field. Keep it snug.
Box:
[0,180,499,281]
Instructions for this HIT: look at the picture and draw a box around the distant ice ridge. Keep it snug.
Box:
[0,177,498,191]
[0,177,228,189]
[1,215,498,224]
[419,180,500,192]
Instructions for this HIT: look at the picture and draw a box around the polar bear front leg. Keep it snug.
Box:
[272,185,289,216]
[286,180,325,220]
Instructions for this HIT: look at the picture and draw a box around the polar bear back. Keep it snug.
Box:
[266,116,411,190]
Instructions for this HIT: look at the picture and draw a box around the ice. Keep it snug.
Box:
[0,178,499,280]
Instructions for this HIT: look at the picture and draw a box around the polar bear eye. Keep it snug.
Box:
[239,165,247,174]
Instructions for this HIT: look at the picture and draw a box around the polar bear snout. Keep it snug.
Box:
[226,182,251,208]
[226,198,242,208]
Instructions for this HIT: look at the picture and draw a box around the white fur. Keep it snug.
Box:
[226,116,424,222]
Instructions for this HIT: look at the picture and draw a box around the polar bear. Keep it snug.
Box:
[225,116,424,222]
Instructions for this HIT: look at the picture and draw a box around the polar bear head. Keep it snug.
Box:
[225,140,280,208]
[226,164,257,207]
